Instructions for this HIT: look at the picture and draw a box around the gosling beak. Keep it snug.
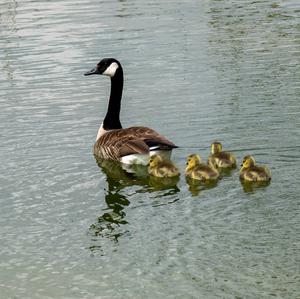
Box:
[84,66,100,76]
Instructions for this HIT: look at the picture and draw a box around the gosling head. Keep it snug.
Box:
[211,141,222,154]
[241,155,256,169]
[84,58,122,78]
[186,154,201,168]
[149,154,163,168]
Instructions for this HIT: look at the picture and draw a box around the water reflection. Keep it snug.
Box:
[149,176,179,192]
[95,158,149,188]
[89,158,180,248]
[95,157,181,194]
[240,180,271,193]
[186,177,218,197]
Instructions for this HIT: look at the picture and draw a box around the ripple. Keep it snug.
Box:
[1,0,300,298]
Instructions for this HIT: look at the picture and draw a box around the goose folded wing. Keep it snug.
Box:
[125,127,178,150]
[117,137,150,157]
[143,138,177,150]
[94,126,177,160]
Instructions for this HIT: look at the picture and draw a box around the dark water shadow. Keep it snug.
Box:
[240,180,271,193]
[89,158,180,250]
[218,167,237,178]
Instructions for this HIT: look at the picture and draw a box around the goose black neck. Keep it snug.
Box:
[103,68,123,130]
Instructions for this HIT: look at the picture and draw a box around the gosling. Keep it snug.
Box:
[148,154,180,178]
[208,141,237,169]
[240,155,271,182]
[185,154,219,181]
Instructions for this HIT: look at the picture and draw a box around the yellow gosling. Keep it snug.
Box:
[185,154,219,181]
[240,155,271,182]
[208,141,237,169]
[148,154,180,178]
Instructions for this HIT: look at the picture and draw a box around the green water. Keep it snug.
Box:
[0,0,299,298]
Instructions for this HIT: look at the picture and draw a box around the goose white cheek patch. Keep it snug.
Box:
[103,62,119,77]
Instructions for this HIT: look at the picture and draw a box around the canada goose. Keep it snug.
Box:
[84,58,177,165]
[185,154,219,181]
[240,155,271,182]
[208,141,237,169]
[148,154,180,178]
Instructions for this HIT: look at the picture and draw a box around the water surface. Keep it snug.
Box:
[0,0,299,298]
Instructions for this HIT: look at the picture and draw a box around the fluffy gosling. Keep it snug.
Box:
[148,154,180,178]
[240,155,271,182]
[208,141,237,169]
[185,154,219,181]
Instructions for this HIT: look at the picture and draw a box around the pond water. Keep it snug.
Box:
[1,0,299,298]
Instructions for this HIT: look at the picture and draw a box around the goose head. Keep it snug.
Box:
[84,58,122,78]
[241,155,256,169]
[211,141,222,154]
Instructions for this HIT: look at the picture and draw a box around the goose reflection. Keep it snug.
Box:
[89,158,180,248]
[96,157,149,189]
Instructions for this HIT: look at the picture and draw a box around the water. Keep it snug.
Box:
[1,0,299,298]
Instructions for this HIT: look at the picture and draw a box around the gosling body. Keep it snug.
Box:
[208,141,237,169]
[240,155,271,182]
[148,154,180,178]
[185,154,219,181]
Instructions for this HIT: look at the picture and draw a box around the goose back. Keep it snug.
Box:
[93,126,177,163]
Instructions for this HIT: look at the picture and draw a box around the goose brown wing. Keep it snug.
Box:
[117,137,150,157]
[126,126,178,150]
[94,126,177,160]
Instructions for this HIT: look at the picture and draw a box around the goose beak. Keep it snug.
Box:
[84,66,100,76]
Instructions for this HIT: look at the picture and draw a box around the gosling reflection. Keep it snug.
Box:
[241,181,271,193]
[89,158,180,247]
[186,177,218,196]
[149,176,180,195]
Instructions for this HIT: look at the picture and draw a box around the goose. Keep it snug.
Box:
[185,154,219,181]
[208,141,237,169]
[84,58,177,165]
[148,154,180,178]
[240,155,271,182]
